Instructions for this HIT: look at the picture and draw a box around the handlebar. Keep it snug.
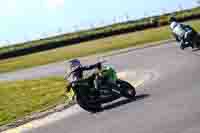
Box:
[64,60,107,80]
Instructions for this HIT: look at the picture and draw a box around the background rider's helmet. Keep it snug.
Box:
[169,16,177,23]
[69,59,82,71]
[170,21,178,30]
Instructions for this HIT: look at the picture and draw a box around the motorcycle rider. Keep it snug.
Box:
[169,16,196,49]
[65,59,102,93]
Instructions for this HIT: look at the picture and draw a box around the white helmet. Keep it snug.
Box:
[170,22,178,30]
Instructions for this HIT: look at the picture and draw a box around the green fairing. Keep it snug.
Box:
[101,65,117,82]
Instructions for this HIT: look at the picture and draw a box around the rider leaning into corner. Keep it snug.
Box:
[65,59,102,93]
[65,59,116,95]
[169,16,198,50]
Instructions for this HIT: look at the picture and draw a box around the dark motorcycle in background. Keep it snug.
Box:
[175,25,200,50]
[65,61,136,113]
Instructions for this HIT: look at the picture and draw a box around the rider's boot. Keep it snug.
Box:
[180,42,187,50]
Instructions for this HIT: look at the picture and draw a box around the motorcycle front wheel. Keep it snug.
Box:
[117,79,136,99]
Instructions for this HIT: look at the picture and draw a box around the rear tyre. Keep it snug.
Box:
[117,79,136,99]
[76,94,102,113]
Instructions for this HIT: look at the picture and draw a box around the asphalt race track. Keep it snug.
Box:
[3,42,200,133]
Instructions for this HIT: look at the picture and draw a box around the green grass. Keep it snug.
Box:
[0,20,200,73]
[0,77,68,126]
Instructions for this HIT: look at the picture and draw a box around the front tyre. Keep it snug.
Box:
[117,79,136,99]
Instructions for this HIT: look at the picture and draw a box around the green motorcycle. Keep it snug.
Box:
[65,62,136,113]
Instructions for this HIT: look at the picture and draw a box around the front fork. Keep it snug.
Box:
[95,76,121,95]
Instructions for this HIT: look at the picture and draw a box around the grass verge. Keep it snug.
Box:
[0,77,68,126]
[0,20,200,73]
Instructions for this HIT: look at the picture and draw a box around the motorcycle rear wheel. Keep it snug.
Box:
[76,94,102,113]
